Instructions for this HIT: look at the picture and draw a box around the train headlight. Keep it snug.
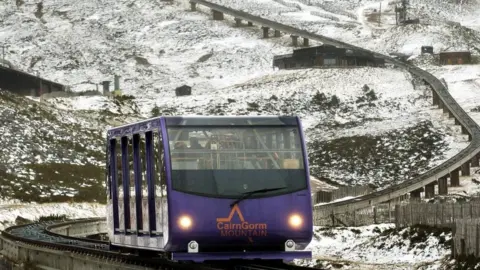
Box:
[178,215,192,230]
[288,214,303,229]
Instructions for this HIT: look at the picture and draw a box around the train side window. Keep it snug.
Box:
[128,137,134,197]
[108,139,116,199]
[139,136,148,197]
[159,133,167,196]
[116,139,123,198]
[153,131,164,197]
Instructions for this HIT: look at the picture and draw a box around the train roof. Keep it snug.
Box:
[107,116,300,139]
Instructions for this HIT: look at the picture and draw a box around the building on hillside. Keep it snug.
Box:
[439,51,472,65]
[421,46,434,54]
[0,65,65,96]
[273,45,385,70]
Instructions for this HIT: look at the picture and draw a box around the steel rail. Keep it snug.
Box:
[0,220,224,270]
[189,0,480,213]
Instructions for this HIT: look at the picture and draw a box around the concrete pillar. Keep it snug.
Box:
[234,18,242,27]
[190,2,196,11]
[291,35,298,47]
[424,183,435,199]
[114,75,120,91]
[261,26,269,38]
[472,154,480,167]
[443,106,449,114]
[303,38,309,47]
[432,91,439,106]
[450,169,460,187]
[410,188,423,200]
[102,81,110,95]
[274,29,281,37]
[461,162,470,176]
[212,10,224,20]
[438,177,448,195]
[247,21,253,26]
[461,126,468,135]
[449,111,454,118]
[455,119,461,125]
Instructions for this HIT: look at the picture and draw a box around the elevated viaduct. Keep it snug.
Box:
[0,63,65,96]
[188,0,480,223]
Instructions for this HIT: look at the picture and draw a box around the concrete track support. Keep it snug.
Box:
[234,18,242,27]
[291,35,299,47]
[424,182,436,199]
[449,111,455,118]
[432,91,439,106]
[450,169,460,187]
[461,162,471,176]
[472,154,480,167]
[248,21,253,26]
[438,101,444,111]
[443,106,449,115]
[303,38,309,46]
[212,10,224,20]
[410,188,423,200]
[274,29,281,37]
[190,2,196,11]
[438,177,448,195]
[261,26,270,38]
[455,119,461,125]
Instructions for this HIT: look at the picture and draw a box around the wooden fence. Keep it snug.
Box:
[394,202,480,228]
[454,218,480,257]
[312,186,373,204]
[313,201,396,226]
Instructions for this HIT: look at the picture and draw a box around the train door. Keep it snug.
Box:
[108,127,168,250]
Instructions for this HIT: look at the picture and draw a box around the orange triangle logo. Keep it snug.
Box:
[216,204,245,223]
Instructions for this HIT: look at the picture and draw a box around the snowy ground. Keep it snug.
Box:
[0,200,105,231]
[206,0,480,55]
[0,0,470,196]
[0,90,143,202]
[295,224,452,270]
[0,0,479,268]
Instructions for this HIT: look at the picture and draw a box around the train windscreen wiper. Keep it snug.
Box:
[229,187,287,208]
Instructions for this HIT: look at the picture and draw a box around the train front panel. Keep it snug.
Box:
[162,116,313,256]
[166,189,312,251]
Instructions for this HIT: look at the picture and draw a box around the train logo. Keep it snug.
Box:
[216,205,268,243]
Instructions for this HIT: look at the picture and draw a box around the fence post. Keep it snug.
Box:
[331,210,335,227]
[476,224,480,257]
[353,210,356,227]
[388,201,392,222]
[441,204,444,225]
[373,206,377,224]
[470,203,473,218]
[451,223,457,258]
[410,203,413,224]
[395,205,400,227]
[452,203,455,225]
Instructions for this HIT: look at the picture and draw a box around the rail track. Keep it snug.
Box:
[0,218,319,270]
[188,0,480,218]
[1,0,478,269]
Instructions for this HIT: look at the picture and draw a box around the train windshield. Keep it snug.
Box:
[166,119,307,198]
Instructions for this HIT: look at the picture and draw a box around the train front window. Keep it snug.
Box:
[166,125,307,198]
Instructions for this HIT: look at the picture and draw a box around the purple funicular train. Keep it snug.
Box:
[106,116,313,262]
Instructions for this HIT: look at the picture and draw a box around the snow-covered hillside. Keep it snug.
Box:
[0,0,472,200]
[0,90,143,202]
[0,0,479,269]
[296,224,453,270]
[44,67,468,188]
[205,0,480,56]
